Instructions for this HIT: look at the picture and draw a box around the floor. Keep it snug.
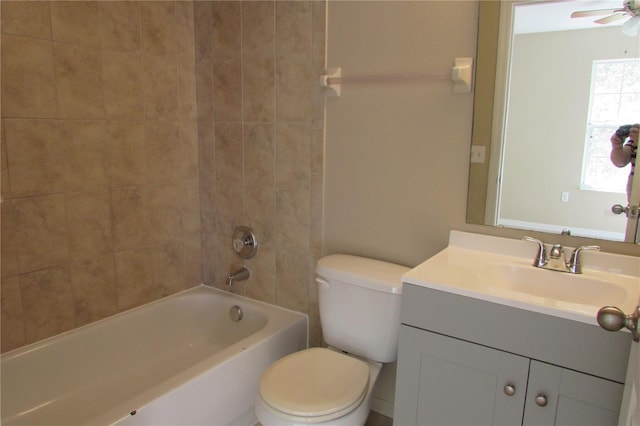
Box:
[365,411,393,426]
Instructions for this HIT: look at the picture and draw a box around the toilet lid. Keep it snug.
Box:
[259,347,370,419]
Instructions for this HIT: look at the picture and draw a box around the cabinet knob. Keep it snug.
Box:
[535,394,548,407]
[503,384,516,396]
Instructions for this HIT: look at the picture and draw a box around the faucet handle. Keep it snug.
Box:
[523,236,547,267]
[567,245,600,274]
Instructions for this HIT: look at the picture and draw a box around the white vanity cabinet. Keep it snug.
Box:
[393,284,630,426]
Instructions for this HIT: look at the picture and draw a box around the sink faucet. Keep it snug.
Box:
[226,267,250,287]
[523,236,599,274]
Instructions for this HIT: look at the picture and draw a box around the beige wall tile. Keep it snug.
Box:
[114,248,156,310]
[1,201,19,278]
[110,186,152,251]
[54,43,105,119]
[182,180,202,235]
[184,232,203,286]
[51,1,101,47]
[276,122,311,188]
[99,1,141,51]
[245,242,276,304]
[152,240,186,296]
[145,121,181,184]
[244,123,275,187]
[1,122,10,200]
[211,2,241,61]
[3,119,63,197]
[275,2,312,56]
[59,120,109,192]
[66,191,113,260]
[193,1,213,62]
[215,123,243,183]
[213,59,242,122]
[275,53,312,122]
[1,35,58,118]
[102,50,145,120]
[243,57,275,123]
[70,255,118,326]
[201,231,218,285]
[276,187,310,251]
[1,276,25,352]
[147,184,185,241]
[107,121,147,187]
[21,265,75,344]
[179,121,199,180]
[140,1,176,56]
[275,249,309,312]
[14,195,69,273]
[245,184,276,244]
[1,1,52,40]
[216,181,244,238]
[142,53,179,121]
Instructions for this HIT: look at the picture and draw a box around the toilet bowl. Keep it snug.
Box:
[255,254,410,426]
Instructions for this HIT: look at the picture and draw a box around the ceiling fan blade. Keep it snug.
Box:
[595,13,628,24]
[571,8,618,18]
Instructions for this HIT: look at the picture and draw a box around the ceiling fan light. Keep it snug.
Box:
[621,16,640,35]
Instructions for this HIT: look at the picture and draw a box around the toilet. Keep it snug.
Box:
[255,254,410,426]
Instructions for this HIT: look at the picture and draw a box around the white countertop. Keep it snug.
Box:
[402,231,640,326]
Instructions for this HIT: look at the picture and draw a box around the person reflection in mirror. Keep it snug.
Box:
[610,123,638,200]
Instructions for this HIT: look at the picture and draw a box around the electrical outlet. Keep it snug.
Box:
[470,146,486,163]
[561,192,569,202]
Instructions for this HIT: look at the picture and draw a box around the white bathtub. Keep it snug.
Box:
[0,285,308,426]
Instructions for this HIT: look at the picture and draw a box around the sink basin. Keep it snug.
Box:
[479,264,631,308]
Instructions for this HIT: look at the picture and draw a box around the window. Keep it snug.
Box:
[581,58,640,192]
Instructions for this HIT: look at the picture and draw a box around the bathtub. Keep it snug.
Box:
[0,285,308,426]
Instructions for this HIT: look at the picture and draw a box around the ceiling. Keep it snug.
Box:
[514,0,625,34]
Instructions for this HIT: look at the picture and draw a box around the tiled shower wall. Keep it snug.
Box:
[0,1,201,352]
[194,1,325,346]
[0,0,326,352]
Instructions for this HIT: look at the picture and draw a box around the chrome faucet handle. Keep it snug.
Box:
[522,236,547,267]
[549,243,564,260]
[567,245,600,274]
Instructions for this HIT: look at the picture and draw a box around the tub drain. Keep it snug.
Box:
[229,305,243,321]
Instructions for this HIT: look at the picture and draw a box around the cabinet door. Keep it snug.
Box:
[523,360,624,426]
[394,325,529,426]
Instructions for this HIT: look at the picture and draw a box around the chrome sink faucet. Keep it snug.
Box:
[523,236,600,274]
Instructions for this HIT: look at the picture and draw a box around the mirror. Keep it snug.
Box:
[467,0,640,244]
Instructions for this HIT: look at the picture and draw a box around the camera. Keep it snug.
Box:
[615,124,633,138]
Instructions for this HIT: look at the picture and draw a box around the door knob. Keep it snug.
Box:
[597,305,640,342]
[611,204,639,219]
[535,394,548,407]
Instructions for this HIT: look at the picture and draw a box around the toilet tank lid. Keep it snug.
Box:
[316,254,410,294]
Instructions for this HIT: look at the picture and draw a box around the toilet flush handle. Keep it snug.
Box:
[315,277,331,289]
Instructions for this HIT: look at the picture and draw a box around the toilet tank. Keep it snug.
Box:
[315,254,410,363]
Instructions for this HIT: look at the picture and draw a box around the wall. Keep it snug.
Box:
[323,1,479,267]
[0,1,201,352]
[193,1,326,346]
[500,27,638,238]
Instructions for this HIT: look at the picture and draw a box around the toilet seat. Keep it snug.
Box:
[258,348,370,422]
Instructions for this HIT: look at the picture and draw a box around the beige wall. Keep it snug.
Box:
[323,1,479,267]
[1,1,201,352]
[193,1,326,347]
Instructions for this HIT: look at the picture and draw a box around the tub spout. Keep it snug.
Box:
[226,267,250,287]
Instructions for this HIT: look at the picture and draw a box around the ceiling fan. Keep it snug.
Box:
[571,0,640,35]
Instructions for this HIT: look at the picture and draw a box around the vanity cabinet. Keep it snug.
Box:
[393,284,630,426]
